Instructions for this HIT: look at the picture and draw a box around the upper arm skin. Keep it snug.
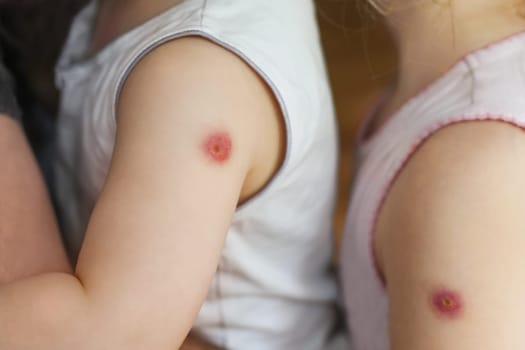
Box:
[375,121,525,350]
[72,38,283,348]
[0,116,70,283]
[0,37,283,350]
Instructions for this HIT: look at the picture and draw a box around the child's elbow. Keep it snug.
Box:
[16,273,182,350]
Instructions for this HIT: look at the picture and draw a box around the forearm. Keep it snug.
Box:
[0,117,71,283]
[0,270,191,350]
[0,273,90,350]
[0,51,70,281]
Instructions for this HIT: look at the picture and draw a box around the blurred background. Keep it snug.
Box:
[0,0,397,256]
[316,0,396,250]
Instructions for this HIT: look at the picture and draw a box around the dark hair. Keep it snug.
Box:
[0,0,87,154]
[0,0,88,113]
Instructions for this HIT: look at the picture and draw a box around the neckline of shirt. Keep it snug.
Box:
[357,28,525,154]
[57,0,206,73]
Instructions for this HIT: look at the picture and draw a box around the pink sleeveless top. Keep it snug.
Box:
[340,31,525,350]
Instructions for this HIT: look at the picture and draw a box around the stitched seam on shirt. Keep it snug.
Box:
[368,113,525,289]
[216,259,228,349]
[200,0,208,26]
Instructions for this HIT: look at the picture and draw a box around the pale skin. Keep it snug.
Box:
[0,116,71,283]
[368,0,525,349]
[0,0,285,349]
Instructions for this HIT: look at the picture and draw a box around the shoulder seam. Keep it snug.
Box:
[200,0,208,26]
[368,113,525,289]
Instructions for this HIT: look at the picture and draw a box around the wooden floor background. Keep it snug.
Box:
[315,0,397,250]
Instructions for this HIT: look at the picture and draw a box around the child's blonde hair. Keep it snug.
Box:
[365,0,429,15]
[366,0,390,14]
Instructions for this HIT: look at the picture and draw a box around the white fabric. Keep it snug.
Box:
[55,1,339,349]
[341,31,525,350]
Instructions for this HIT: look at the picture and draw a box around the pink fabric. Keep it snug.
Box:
[340,30,525,350]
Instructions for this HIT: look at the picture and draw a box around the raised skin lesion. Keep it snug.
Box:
[202,132,232,163]
[430,288,464,319]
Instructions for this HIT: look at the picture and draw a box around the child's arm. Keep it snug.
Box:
[0,37,283,349]
[376,121,525,349]
[0,116,72,282]
[0,52,71,282]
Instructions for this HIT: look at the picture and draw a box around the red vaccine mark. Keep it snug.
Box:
[203,132,232,163]
[431,289,463,319]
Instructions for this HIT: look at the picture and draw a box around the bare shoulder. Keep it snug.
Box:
[117,36,285,200]
[119,36,280,127]
[379,121,525,219]
[376,121,525,349]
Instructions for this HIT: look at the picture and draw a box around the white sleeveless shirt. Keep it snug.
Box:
[54,1,339,349]
[341,31,525,350]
